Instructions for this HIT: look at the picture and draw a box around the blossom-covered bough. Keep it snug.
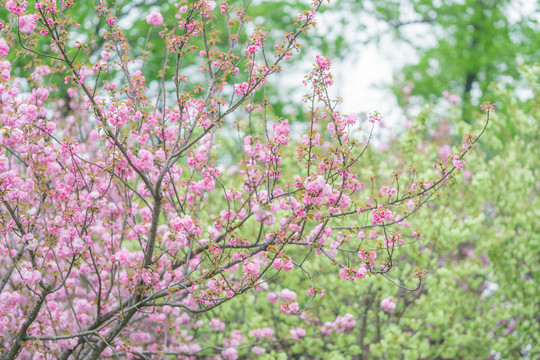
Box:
[0,0,491,359]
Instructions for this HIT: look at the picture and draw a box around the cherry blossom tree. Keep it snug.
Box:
[0,0,490,359]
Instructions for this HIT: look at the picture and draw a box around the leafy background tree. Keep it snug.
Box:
[340,0,539,120]
[3,0,537,116]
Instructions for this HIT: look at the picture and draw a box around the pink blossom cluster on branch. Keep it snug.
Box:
[0,0,490,359]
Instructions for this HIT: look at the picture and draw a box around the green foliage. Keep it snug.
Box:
[325,0,539,120]
[388,0,539,117]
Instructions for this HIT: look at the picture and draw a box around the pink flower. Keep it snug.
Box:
[452,155,465,171]
[0,38,9,57]
[23,233,38,250]
[355,264,368,279]
[205,1,217,10]
[402,82,414,94]
[230,329,243,342]
[368,110,382,123]
[381,296,397,313]
[379,185,396,198]
[163,231,188,252]
[371,206,393,225]
[6,0,27,15]
[280,288,297,302]
[438,144,452,159]
[209,318,225,331]
[274,257,293,271]
[384,232,403,248]
[480,100,495,112]
[273,119,290,145]
[266,292,279,304]
[146,12,163,26]
[18,14,37,33]
[281,301,299,314]
[243,261,260,278]
[101,50,110,62]
[133,149,155,172]
[304,175,331,196]
[221,348,238,360]
[290,329,299,340]
[332,313,356,332]
[321,322,333,335]
[290,327,306,339]
[20,267,41,285]
[1,68,9,81]
[234,81,249,95]
[339,268,354,280]
[0,291,20,312]
[252,327,273,338]
[252,346,266,355]
[315,55,330,71]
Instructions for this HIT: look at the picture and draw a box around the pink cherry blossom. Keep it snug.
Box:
[0,291,20,312]
[273,119,290,145]
[438,144,452,159]
[453,155,466,170]
[315,55,330,70]
[252,327,274,338]
[281,301,299,314]
[221,347,238,360]
[0,38,9,57]
[379,185,396,198]
[280,288,297,302]
[267,292,279,304]
[20,267,41,285]
[18,14,37,33]
[243,261,261,278]
[146,11,163,26]
[209,318,226,331]
[381,296,397,313]
[480,100,496,112]
[252,346,266,355]
[368,110,382,123]
[6,0,27,14]
[290,327,306,340]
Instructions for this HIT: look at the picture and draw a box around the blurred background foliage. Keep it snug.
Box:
[3,0,537,120]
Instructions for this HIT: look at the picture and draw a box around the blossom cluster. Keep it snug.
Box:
[0,0,490,357]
